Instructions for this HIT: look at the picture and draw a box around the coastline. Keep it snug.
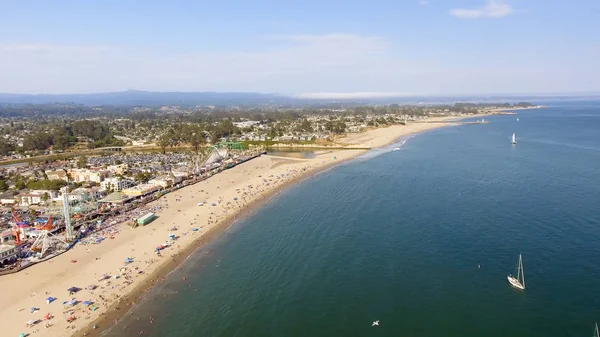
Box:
[71,151,360,337]
[0,114,490,337]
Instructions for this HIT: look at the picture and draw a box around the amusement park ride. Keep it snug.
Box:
[9,187,76,259]
[12,211,69,258]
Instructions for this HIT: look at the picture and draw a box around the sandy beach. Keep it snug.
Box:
[0,116,481,337]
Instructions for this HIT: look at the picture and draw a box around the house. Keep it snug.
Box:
[45,169,69,181]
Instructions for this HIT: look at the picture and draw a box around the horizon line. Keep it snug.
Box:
[1,90,600,99]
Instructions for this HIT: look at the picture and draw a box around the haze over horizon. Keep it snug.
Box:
[1,0,599,96]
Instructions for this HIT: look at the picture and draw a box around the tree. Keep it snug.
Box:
[0,139,15,156]
[0,179,7,191]
[15,180,26,190]
[41,192,49,202]
[77,155,88,169]
[158,134,171,154]
[297,119,313,132]
[134,171,152,183]
[27,179,67,191]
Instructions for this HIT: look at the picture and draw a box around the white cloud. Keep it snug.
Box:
[450,0,514,19]
[294,92,415,99]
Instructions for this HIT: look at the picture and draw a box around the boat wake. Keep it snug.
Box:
[354,138,410,162]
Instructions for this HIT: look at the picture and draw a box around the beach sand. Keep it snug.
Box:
[0,117,474,337]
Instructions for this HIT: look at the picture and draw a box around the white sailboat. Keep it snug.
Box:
[507,254,525,290]
[594,322,599,337]
[517,117,520,121]
[511,133,517,145]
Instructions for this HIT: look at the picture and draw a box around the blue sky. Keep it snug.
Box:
[0,0,598,97]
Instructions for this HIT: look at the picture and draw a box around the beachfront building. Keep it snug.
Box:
[122,183,160,197]
[0,244,18,266]
[100,177,134,192]
[171,171,187,183]
[148,176,174,188]
[98,192,132,207]
[69,168,106,183]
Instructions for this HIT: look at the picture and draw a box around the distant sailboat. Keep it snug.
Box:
[511,133,517,145]
[393,148,400,151]
[594,322,599,337]
[517,117,520,121]
[507,254,525,290]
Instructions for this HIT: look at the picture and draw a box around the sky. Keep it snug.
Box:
[0,0,599,97]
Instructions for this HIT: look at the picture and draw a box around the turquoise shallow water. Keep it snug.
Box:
[105,102,600,337]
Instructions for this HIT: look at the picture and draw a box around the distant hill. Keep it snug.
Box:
[0,90,297,106]
[0,90,598,106]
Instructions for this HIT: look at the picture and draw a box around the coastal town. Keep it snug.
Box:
[0,102,532,337]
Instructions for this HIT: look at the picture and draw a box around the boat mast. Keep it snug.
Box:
[519,254,525,288]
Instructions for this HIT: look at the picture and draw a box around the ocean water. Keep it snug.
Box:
[105,102,600,337]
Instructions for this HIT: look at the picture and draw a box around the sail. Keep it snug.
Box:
[509,254,525,289]
[512,133,516,143]
[595,322,599,337]
[518,254,525,288]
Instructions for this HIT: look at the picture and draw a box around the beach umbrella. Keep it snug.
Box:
[67,287,80,293]
[233,197,238,200]
[212,203,217,206]
[44,314,51,320]
[45,297,55,304]
[20,333,26,337]
[83,301,92,306]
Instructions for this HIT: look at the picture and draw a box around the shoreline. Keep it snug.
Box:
[0,114,492,337]
[72,150,362,337]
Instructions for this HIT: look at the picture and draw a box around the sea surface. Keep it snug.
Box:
[104,102,600,337]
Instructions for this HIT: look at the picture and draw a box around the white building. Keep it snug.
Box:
[0,244,18,265]
[100,177,134,192]
[106,164,128,175]
[45,169,69,181]
[148,176,173,188]
[69,168,105,183]
[16,192,43,206]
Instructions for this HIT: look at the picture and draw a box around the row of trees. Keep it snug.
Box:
[156,120,243,153]
[17,120,125,152]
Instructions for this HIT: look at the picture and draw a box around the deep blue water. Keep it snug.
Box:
[105,102,600,337]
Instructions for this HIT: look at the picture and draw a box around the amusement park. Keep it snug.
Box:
[0,142,263,274]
